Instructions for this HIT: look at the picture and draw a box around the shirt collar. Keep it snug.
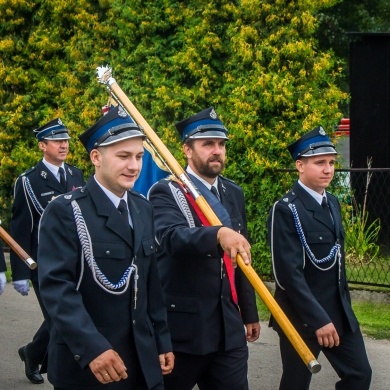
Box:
[42,158,65,178]
[93,175,127,208]
[298,180,325,205]
[186,165,219,191]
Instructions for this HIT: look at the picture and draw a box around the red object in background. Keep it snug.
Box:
[336,118,350,136]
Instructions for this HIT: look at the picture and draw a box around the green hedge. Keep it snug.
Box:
[0,0,346,275]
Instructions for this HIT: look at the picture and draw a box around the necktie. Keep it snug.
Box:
[321,197,333,224]
[58,167,66,190]
[210,186,220,201]
[118,199,130,227]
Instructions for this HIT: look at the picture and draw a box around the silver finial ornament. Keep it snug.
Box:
[96,65,115,86]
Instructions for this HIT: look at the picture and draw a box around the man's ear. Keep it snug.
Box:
[183,143,192,159]
[295,159,304,173]
[38,141,46,152]
[90,149,101,168]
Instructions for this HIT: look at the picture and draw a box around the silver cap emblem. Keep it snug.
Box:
[209,109,217,119]
[118,106,127,118]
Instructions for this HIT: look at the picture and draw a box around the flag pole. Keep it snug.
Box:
[96,66,321,374]
[0,221,37,270]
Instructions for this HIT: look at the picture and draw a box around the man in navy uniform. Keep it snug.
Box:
[268,126,372,389]
[38,106,174,389]
[9,118,85,384]
[148,107,260,390]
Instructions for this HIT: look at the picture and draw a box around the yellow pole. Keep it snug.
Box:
[0,221,37,270]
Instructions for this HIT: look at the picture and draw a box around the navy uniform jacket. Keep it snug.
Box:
[149,176,259,355]
[0,241,6,272]
[38,177,172,389]
[267,181,359,337]
[10,159,84,282]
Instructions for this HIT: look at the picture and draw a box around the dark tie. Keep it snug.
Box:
[58,167,66,190]
[210,186,220,201]
[118,199,130,226]
[321,197,333,225]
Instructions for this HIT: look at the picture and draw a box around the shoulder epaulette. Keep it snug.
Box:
[19,166,36,177]
[64,163,83,171]
[54,186,87,204]
[129,189,149,202]
[279,190,297,205]
[219,175,237,185]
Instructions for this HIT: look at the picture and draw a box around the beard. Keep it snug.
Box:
[192,156,225,179]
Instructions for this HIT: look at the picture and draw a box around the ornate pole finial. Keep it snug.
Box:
[96,65,115,86]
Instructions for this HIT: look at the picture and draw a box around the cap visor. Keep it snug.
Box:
[186,130,228,141]
[300,146,337,157]
[99,130,146,147]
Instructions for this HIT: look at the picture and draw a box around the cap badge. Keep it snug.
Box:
[319,127,326,135]
[209,109,217,119]
[118,106,128,118]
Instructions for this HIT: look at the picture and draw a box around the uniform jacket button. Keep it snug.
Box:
[74,355,81,361]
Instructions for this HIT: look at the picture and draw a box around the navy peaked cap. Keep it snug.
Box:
[33,118,70,141]
[175,107,229,143]
[79,106,146,153]
[288,126,337,160]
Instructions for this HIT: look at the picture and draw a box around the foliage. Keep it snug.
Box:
[315,0,390,115]
[1,0,348,273]
[341,159,381,264]
[344,204,380,264]
[316,0,390,59]
[352,301,390,340]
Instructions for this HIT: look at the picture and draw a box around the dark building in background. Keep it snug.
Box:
[348,32,390,252]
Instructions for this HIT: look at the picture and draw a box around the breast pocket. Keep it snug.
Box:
[93,241,127,261]
[307,230,334,245]
[91,241,131,282]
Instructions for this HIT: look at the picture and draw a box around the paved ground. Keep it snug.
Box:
[1,284,389,389]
